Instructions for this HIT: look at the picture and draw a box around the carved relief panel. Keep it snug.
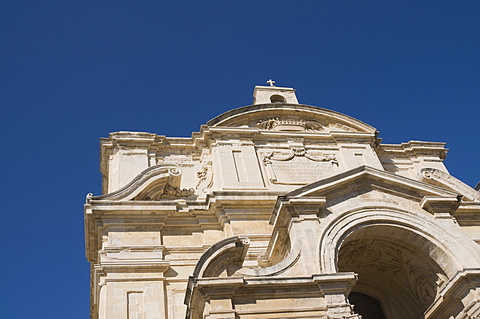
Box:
[260,147,339,185]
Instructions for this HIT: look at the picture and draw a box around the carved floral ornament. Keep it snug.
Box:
[133,167,195,200]
[257,118,323,131]
[256,117,357,132]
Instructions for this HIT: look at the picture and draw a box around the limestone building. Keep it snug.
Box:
[85,84,480,319]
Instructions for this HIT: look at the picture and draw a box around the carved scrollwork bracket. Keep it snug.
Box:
[195,161,214,197]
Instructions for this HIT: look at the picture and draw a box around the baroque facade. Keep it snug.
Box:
[85,84,480,319]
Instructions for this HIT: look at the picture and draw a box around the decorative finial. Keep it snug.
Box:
[266,79,276,87]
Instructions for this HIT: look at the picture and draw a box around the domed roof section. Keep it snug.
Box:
[207,84,376,134]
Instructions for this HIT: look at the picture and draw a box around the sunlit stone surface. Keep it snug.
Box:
[85,84,480,319]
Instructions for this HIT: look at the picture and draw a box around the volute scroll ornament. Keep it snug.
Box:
[168,167,181,176]
[85,193,93,204]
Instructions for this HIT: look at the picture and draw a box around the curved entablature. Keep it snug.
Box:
[206,103,377,134]
[88,164,194,202]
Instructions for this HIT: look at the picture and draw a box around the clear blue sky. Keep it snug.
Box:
[1,1,479,318]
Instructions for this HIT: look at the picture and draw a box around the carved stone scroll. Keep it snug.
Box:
[195,161,214,196]
[132,167,195,200]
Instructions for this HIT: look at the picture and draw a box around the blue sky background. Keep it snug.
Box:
[1,1,479,318]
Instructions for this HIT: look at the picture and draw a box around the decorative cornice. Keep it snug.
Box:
[206,103,376,133]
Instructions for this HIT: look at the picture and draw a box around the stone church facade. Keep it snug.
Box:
[85,84,480,319]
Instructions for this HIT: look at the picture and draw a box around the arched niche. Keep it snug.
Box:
[318,208,479,318]
[338,224,448,319]
[270,94,286,103]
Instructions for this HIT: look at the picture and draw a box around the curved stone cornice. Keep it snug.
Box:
[206,103,377,133]
[192,236,250,279]
[89,164,193,202]
[236,248,301,277]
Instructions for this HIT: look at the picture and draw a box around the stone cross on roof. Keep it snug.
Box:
[266,79,276,87]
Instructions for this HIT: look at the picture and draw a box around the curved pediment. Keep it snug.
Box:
[191,236,250,279]
[269,166,461,226]
[206,103,376,133]
[89,164,194,202]
[285,165,459,199]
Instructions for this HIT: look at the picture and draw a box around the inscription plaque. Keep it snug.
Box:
[271,157,335,184]
[262,148,338,185]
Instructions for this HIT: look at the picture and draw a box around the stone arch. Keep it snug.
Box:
[192,236,250,278]
[319,207,480,318]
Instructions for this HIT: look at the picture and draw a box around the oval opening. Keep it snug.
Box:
[270,95,286,103]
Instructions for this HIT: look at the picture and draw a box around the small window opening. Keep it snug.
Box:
[270,95,286,103]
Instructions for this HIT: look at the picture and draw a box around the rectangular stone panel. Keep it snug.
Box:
[269,156,336,185]
[128,292,145,319]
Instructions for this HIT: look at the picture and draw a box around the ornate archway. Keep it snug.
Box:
[317,206,480,319]
[337,224,448,318]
